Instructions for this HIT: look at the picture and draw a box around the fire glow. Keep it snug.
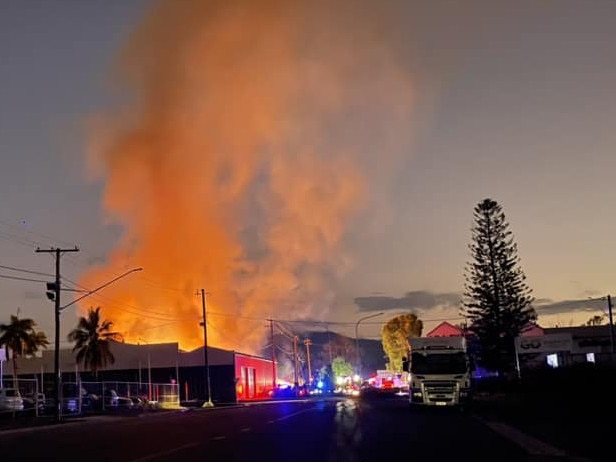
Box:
[79,0,414,352]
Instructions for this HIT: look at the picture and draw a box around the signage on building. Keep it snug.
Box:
[515,333,573,353]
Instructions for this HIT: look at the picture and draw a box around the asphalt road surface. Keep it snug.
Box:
[0,397,595,462]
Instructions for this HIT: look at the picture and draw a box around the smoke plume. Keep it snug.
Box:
[80,0,413,352]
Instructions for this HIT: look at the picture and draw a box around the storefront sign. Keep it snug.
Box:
[515,333,573,353]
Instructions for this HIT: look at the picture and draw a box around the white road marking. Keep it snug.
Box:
[271,408,315,423]
[476,416,592,461]
[110,402,318,461]
[128,442,200,462]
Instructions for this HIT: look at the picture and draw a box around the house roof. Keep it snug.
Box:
[426,321,463,337]
[521,323,544,337]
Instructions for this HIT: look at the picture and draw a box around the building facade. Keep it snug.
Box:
[2,341,275,403]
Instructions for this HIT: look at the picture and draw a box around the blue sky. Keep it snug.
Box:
[1,0,615,350]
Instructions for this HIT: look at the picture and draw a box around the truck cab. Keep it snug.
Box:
[402,337,472,407]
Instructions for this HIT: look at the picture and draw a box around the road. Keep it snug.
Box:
[0,397,595,462]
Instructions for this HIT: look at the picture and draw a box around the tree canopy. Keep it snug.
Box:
[331,356,354,380]
[0,315,49,385]
[381,313,423,371]
[67,307,122,376]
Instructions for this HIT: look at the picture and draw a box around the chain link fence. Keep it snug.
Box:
[1,377,180,418]
[61,380,180,415]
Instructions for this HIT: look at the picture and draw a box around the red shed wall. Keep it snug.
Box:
[234,354,275,401]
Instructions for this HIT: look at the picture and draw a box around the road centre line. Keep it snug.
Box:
[270,407,316,423]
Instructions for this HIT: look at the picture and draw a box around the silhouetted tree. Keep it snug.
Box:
[0,315,49,386]
[67,307,122,376]
[381,313,423,371]
[585,315,605,326]
[462,198,536,375]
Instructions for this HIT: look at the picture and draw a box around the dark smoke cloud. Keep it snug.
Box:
[354,290,461,312]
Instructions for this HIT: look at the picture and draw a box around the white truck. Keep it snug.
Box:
[402,336,472,407]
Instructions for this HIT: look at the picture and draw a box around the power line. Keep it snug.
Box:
[0,264,54,277]
[61,275,196,322]
[0,273,48,283]
[0,218,78,249]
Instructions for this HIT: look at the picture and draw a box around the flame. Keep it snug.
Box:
[80,0,414,352]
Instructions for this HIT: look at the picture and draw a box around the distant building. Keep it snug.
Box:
[3,341,275,403]
[515,324,616,369]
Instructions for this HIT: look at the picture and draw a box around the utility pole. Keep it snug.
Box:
[304,338,312,385]
[268,319,276,391]
[608,294,615,354]
[293,335,299,390]
[199,289,213,407]
[36,246,79,422]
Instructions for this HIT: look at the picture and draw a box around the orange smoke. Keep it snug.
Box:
[80,0,413,352]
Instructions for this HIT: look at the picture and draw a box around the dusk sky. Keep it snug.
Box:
[1,0,615,352]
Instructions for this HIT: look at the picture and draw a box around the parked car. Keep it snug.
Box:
[103,389,120,407]
[22,393,46,413]
[0,388,24,412]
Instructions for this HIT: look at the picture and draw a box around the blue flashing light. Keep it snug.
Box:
[317,380,324,389]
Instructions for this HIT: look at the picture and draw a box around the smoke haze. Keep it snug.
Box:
[80,0,414,352]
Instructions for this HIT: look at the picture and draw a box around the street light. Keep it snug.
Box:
[60,268,143,311]
[54,267,142,421]
[355,312,385,378]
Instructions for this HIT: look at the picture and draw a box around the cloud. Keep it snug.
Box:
[354,290,461,312]
[23,290,43,300]
[535,298,607,316]
[352,293,609,331]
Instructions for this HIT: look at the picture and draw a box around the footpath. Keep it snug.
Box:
[0,401,246,435]
[0,406,188,434]
[471,391,613,462]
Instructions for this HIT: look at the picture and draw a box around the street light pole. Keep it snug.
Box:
[355,312,384,378]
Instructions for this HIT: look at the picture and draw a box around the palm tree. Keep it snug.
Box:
[67,307,122,377]
[0,315,49,386]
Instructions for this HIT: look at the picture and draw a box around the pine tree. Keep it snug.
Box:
[463,198,536,375]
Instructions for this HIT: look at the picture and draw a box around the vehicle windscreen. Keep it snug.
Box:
[411,352,467,375]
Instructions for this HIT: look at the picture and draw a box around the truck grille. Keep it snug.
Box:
[422,381,458,403]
